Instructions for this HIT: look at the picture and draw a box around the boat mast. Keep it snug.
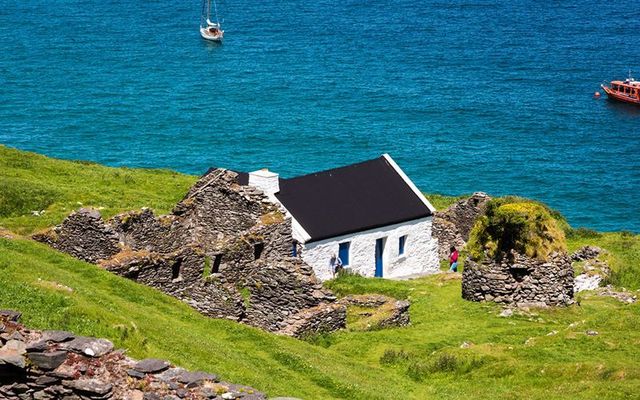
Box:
[213,0,220,25]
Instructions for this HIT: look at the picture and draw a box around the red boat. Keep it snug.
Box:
[601,75,640,105]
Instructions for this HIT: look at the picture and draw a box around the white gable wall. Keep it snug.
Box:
[300,216,439,281]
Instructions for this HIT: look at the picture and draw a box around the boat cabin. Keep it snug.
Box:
[601,77,640,105]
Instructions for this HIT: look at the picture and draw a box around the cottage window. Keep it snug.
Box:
[399,235,407,256]
[292,241,298,257]
[338,242,350,266]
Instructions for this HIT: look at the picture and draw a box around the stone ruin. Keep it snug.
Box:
[0,310,267,400]
[34,169,346,337]
[432,192,491,259]
[462,250,574,307]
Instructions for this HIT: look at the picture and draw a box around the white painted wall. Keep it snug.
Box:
[300,217,440,281]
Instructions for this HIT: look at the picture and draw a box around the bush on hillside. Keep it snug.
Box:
[467,198,567,262]
[0,178,61,217]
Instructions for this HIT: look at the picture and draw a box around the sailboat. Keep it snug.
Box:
[200,0,224,42]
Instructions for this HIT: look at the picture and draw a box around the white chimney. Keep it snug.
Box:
[248,168,280,197]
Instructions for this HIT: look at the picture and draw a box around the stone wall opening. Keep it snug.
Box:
[253,243,264,260]
[212,254,223,273]
[171,260,182,281]
[509,266,530,283]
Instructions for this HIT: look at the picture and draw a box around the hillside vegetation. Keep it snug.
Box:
[0,145,196,235]
[467,198,567,261]
[1,146,639,399]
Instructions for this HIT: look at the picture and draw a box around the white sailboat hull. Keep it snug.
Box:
[200,26,224,42]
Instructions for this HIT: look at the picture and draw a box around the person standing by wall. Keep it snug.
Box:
[449,246,459,272]
[330,253,343,278]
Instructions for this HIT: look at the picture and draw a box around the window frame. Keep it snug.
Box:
[398,235,407,256]
[338,241,350,266]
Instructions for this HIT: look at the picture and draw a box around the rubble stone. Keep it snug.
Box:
[0,312,268,400]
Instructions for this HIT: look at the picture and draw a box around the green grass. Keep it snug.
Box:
[1,238,639,399]
[424,193,468,211]
[0,145,196,235]
[1,146,639,399]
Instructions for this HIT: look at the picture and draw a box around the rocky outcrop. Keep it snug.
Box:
[0,312,266,400]
[432,192,490,259]
[462,251,574,307]
[571,245,603,262]
[33,169,346,337]
[571,246,610,293]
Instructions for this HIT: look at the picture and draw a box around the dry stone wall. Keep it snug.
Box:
[33,169,346,337]
[462,251,574,307]
[0,311,267,400]
[432,192,490,259]
[33,209,121,264]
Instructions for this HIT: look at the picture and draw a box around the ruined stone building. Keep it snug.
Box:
[34,169,346,337]
[236,154,440,281]
[34,155,434,335]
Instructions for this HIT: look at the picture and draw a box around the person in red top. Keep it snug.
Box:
[449,246,459,272]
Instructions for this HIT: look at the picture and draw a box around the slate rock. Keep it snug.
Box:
[28,351,68,370]
[6,331,25,342]
[63,337,113,357]
[0,341,27,368]
[42,330,75,343]
[48,364,77,379]
[134,358,170,373]
[12,383,30,393]
[0,310,22,322]
[176,370,219,385]
[4,339,26,354]
[126,368,146,379]
[34,375,60,386]
[26,340,48,352]
[63,379,112,396]
[143,393,162,400]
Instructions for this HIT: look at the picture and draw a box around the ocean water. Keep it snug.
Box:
[1,0,639,232]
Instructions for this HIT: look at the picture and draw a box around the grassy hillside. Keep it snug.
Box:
[0,145,196,235]
[1,238,639,399]
[1,146,639,399]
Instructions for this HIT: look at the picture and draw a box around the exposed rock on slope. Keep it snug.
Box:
[34,169,346,337]
[0,311,266,400]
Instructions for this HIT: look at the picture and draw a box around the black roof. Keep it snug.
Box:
[274,156,432,242]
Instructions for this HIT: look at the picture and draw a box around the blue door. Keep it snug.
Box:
[375,238,385,277]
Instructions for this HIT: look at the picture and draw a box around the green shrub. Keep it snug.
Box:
[0,178,61,217]
[467,199,566,261]
[380,349,410,366]
[406,361,430,382]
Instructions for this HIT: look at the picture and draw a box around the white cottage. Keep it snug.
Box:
[239,154,440,281]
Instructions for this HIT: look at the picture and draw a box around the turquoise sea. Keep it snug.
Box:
[1,0,639,231]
